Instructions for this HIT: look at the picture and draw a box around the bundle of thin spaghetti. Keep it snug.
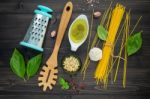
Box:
[94,3,125,86]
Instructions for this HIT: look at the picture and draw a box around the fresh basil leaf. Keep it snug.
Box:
[27,54,42,79]
[97,25,108,41]
[59,77,70,90]
[64,82,69,90]
[62,82,69,90]
[59,77,66,85]
[127,32,142,56]
[10,49,25,79]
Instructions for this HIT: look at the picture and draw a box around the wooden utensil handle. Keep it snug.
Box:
[53,2,73,54]
[46,2,73,65]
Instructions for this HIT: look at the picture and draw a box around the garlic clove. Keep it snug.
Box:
[50,30,56,37]
[89,47,102,61]
[93,11,101,18]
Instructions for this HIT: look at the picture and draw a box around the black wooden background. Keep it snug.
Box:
[0,0,150,99]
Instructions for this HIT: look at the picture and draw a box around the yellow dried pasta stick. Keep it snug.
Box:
[94,4,125,85]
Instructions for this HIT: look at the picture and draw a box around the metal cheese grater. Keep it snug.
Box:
[20,5,53,52]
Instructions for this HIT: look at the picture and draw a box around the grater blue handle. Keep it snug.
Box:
[38,5,53,13]
[34,5,53,18]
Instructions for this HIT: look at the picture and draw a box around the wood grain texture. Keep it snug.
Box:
[0,0,150,99]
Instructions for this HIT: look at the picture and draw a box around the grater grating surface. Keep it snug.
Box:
[20,5,53,52]
[28,14,49,47]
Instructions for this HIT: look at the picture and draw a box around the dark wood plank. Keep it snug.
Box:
[0,0,150,98]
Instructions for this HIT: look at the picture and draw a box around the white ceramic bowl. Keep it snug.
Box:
[68,14,89,51]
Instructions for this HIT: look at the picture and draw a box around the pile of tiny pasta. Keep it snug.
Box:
[81,2,142,88]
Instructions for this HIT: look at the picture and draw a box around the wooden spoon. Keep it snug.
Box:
[38,2,73,91]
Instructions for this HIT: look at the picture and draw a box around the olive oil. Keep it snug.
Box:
[70,19,88,43]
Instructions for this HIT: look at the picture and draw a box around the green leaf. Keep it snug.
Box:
[61,82,69,90]
[27,54,42,79]
[10,49,25,79]
[59,77,66,85]
[97,25,108,41]
[59,77,70,90]
[63,82,69,90]
[127,32,142,56]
